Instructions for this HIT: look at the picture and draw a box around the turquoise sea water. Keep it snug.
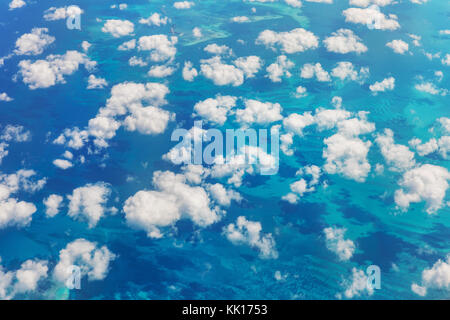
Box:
[0,0,449,299]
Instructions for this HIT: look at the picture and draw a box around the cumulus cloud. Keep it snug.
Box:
[0,93,13,102]
[300,63,331,82]
[282,165,321,203]
[102,19,134,38]
[324,227,355,261]
[53,159,73,170]
[138,35,178,62]
[223,216,278,259]
[1,125,30,142]
[129,56,147,67]
[139,13,168,26]
[182,61,198,81]
[118,39,136,51]
[375,129,415,171]
[9,0,26,10]
[285,0,303,7]
[236,99,283,125]
[386,39,409,54]
[331,61,369,82]
[204,43,233,56]
[338,267,374,299]
[266,55,294,82]
[234,56,263,78]
[67,182,112,227]
[200,56,244,86]
[350,0,394,6]
[53,127,88,150]
[43,194,63,218]
[193,95,237,125]
[369,76,395,93]
[87,75,108,89]
[343,5,400,30]
[53,239,115,284]
[231,16,250,23]
[323,29,367,54]
[14,28,55,56]
[256,28,319,54]
[395,164,449,214]
[412,255,450,297]
[414,82,448,96]
[147,65,176,78]
[43,6,83,21]
[18,51,96,89]
[173,1,195,9]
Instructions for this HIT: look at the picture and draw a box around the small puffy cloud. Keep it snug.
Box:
[204,43,233,56]
[331,61,369,81]
[200,56,244,86]
[53,159,73,170]
[236,99,283,125]
[87,75,108,89]
[81,41,91,52]
[138,35,178,62]
[173,1,195,9]
[386,39,409,54]
[182,61,198,81]
[266,55,294,82]
[339,268,374,299]
[147,65,176,78]
[193,95,237,125]
[18,50,96,89]
[102,19,134,38]
[324,227,355,261]
[300,63,331,82]
[118,39,136,51]
[442,54,450,66]
[283,112,315,136]
[0,93,13,102]
[208,183,241,206]
[123,106,174,135]
[53,239,115,284]
[323,29,367,54]
[192,27,202,38]
[295,85,307,98]
[285,0,303,7]
[234,56,263,78]
[231,16,250,23]
[369,76,395,93]
[139,13,168,26]
[282,165,321,203]
[67,182,111,227]
[129,56,147,67]
[53,127,88,150]
[256,28,319,54]
[43,6,83,21]
[1,125,30,142]
[343,5,400,30]
[350,0,394,6]
[415,82,448,96]
[375,129,415,171]
[9,0,26,10]
[411,255,450,297]
[43,194,63,218]
[223,216,278,259]
[14,28,55,56]
[395,164,449,214]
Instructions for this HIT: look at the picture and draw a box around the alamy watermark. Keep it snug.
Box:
[169,121,280,175]
[366,265,381,290]
[65,265,81,290]
[66,6,81,30]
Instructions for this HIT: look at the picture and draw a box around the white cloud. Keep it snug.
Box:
[200,56,244,86]
[102,19,134,38]
[1,125,30,142]
[395,164,449,214]
[192,27,202,38]
[18,51,96,89]
[53,127,88,150]
[138,35,178,62]
[9,0,26,10]
[118,39,136,51]
[323,29,367,54]
[124,170,228,238]
[0,93,13,102]
[87,75,108,89]
[256,28,319,54]
[415,82,448,96]
[208,183,241,206]
[231,16,250,23]
[411,255,450,297]
[349,0,394,6]
[67,182,111,227]
[43,194,63,218]
[53,159,73,170]
[14,28,55,56]
[204,43,233,56]
[442,54,450,66]
[182,61,198,81]
[285,0,303,7]
[331,61,369,81]
[234,56,263,78]
[343,5,400,30]
[386,39,409,54]
[139,13,168,26]
[300,63,331,82]
[295,86,307,98]
[44,6,83,21]
[129,56,147,67]
[266,55,294,82]
[124,106,174,135]
[369,76,395,93]
[173,1,195,9]
[324,227,355,261]
[339,268,374,299]
[375,129,415,171]
[283,112,315,136]
[193,95,237,125]
[53,239,115,284]
[223,216,278,259]
[236,99,283,125]
[81,41,91,52]
[147,65,176,78]
[282,165,321,203]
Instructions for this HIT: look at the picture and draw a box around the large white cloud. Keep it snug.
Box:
[412,255,450,297]
[18,50,96,89]
[43,194,63,218]
[234,56,263,78]
[9,0,26,10]
[102,19,134,38]
[323,29,367,54]
[375,129,415,171]
[14,28,55,56]
[138,35,177,62]
[236,99,283,125]
[200,56,244,86]
[193,95,237,125]
[256,28,319,54]
[67,182,112,227]
[300,63,331,82]
[331,61,369,81]
[394,164,449,214]
[182,61,198,81]
[386,39,409,54]
[53,239,116,284]
[343,5,400,30]
[223,216,278,259]
[266,55,294,82]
